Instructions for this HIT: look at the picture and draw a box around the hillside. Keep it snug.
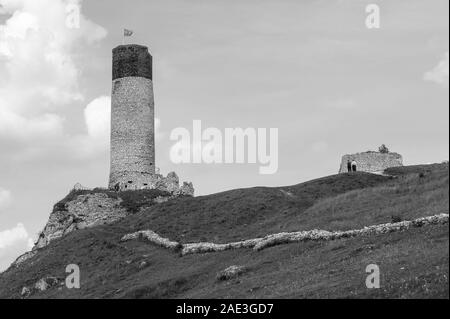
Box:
[0,163,448,298]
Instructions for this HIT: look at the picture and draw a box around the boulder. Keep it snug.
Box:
[216,266,247,281]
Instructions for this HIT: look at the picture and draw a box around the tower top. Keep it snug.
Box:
[112,44,152,81]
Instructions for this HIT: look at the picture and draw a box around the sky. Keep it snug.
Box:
[0,0,448,271]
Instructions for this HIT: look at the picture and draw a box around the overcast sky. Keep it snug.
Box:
[0,0,448,271]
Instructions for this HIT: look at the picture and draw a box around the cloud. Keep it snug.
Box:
[65,95,111,160]
[0,187,12,211]
[0,0,107,146]
[0,107,64,142]
[84,96,111,140]
[0,223,31,250]
[1,92,162,163]
[0,223,35,272]
[424,52,449,89]
[69,96,162,160]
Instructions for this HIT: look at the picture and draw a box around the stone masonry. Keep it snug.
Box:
[108,44,194,194]
[339,151,403,174]
[109,45,155,190]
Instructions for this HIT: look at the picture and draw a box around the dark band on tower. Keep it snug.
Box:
[112,44,153,80]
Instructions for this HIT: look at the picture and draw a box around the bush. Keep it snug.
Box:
[378,144,390,154]
[391,215,403,223]
[117,189,172,213]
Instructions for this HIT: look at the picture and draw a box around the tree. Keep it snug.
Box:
[378,144,389,154]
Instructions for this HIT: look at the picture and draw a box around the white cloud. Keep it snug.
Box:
[0,0,107,142]
[0,223,30,249]
[0,107,64,142]
[0,222,35,272]
[0,188,12,211]
[424,52,449,89]
[65,95,111,159]
[84,96,111,140]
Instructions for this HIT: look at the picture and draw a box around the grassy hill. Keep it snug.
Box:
[0,163,448,298]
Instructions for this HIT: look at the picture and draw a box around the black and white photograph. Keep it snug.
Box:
[0,0,448,308]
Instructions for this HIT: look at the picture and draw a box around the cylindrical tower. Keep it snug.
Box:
[109,44,155,190]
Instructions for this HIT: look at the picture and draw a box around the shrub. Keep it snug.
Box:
[391,215,403,223]
[117,189,172,213]
[378,144,390,154]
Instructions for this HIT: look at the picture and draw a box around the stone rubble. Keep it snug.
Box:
[34,276,60,292]
[150,172,194,197]
[21,276,61,298]
[21,287,31,298]
[216,265,247,281]
[181,238,263,256]
[121,213,449,255]
[121,230,181,250]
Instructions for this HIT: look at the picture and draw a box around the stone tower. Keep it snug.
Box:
[109,44,155,190]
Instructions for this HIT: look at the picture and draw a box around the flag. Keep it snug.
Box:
[124,29,133,37]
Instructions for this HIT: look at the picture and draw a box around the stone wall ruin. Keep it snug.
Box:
[339,151,403,174]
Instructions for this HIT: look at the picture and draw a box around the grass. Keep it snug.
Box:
[297,166,448,231]
[116,172,391,243]
[0,163,448,299]
[53,188,172,214]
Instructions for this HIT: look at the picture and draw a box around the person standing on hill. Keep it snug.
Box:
[351,160,357,172]
[347,160,352,173]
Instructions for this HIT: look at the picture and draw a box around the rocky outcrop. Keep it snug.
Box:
[339,151,403,174]
[11,250,37,268]
[21,276,61,298]
[21,287,31,298]
[34,193,128,250]
[32,186,187,252]
[121,213,449,255]
[11,183,193,268]
[34,277,60,291]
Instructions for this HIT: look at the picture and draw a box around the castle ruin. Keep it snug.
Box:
[339,151,403,174]
[109,44,193,195]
